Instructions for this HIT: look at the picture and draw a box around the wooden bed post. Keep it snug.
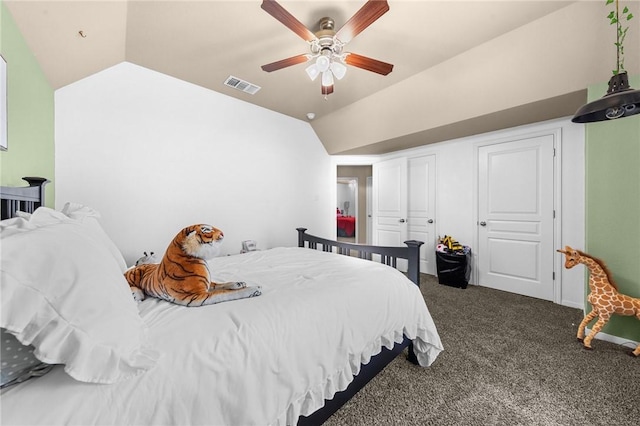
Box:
[404,240,424,286]
[296,227,308,248]
[22,177,49,208]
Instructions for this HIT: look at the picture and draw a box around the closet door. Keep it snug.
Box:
[373,156,437,275]
[372,158,407,248]
[408,155,437,275]
[477,135,555,300]
[366,177,373,244]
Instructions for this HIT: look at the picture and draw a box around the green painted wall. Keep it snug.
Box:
[585,74,640,344]
[0,1,54,206]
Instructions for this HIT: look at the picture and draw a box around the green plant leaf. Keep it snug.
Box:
[627,13,634,20]
[608,10,615,19]
[606,0,614,5]
[623,6,629,14]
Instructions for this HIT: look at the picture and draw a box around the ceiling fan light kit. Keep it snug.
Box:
[305,63,320,81]
[321,69,334,88]
[260,0,393,96]
[572,0,639,123]
[330,61,347,80]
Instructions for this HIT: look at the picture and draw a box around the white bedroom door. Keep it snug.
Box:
[477,135,555,301]
[408,155,437,275]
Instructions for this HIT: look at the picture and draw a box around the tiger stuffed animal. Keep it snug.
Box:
[125,224,261,307]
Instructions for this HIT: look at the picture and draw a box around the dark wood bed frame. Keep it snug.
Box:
[0,178,425,426]
[0,177,49,220]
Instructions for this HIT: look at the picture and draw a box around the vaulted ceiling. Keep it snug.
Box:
[5,1,640,154]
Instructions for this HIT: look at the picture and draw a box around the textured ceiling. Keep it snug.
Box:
[6,1,638,154]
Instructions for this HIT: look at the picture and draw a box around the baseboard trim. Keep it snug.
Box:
[561,300,583,310]
[585,328,639,349]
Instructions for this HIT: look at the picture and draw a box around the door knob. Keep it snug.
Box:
[479,221,487,226]
[399,218,406,223]
[427,219,434,224]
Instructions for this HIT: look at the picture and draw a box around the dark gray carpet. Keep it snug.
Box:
[325,274,639,426]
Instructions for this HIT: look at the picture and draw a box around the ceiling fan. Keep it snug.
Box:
[260,0,393,96]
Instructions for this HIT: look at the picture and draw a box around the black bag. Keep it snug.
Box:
[436,249,472,289]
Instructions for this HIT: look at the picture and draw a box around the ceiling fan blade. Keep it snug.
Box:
[261,0,317,42]
[335,0,389,44]
[261,54,311,72]
[345,53,393,75]
[322,85,334,96]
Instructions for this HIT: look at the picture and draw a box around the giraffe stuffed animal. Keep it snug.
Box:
[557,246,640,357]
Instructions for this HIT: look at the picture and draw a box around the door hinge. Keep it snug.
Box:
[553,210,556,219]
[553,272,556,280]
[553,148,556,157]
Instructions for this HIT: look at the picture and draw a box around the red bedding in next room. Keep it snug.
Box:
[337,215,355,237]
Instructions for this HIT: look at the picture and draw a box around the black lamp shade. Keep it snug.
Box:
[572,72,640,123]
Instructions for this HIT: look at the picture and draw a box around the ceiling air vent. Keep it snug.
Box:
[223,76,261,95]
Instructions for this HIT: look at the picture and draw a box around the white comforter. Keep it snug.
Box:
[1,247,443,426]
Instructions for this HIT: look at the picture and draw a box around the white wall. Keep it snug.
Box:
[55,62,333,265]
[335,118,585,309]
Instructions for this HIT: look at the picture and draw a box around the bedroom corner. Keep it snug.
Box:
[585,73,640,346]
[0,0,55,206]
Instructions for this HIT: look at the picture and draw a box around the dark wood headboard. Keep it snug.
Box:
[0,177,50,219]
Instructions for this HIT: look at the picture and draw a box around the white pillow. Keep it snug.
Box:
[0,208,158,384]
[61,202,128,272]
[3,203,126,272]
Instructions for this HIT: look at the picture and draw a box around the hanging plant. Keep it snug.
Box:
[572,0,640,122]
[606,0,634,75]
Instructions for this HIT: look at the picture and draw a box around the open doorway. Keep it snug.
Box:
[337,165,372,244]
[337,177,357,243]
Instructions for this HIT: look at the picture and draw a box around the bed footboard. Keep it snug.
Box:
[296,227,423,286]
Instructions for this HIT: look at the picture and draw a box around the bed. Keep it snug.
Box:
[0,177,443,425]
[336,215,356,238]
